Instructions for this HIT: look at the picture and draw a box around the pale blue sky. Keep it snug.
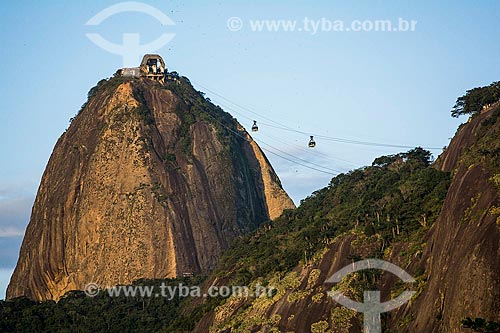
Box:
[0,0,499,299]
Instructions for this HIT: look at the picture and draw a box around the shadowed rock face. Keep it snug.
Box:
[403,107,500,333]
[7,77,294,301]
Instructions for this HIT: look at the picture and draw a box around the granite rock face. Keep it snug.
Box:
[403,106,500,333]
[7,77,294,301]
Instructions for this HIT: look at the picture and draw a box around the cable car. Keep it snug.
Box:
[308,136,316,148]
[252,120,259,132]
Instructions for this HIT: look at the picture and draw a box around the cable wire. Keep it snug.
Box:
[202,111,339,176]
[207,98,360,168]
[192,80,442,151]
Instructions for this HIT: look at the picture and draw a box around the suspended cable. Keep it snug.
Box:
[259,148,338,176]
[193,81,296,131]
[207,98,360,168]
[256,122,442,150]
[202,111,339,176]
[256,131,361,167]
[256,140,343,173]
[192,80,442,151]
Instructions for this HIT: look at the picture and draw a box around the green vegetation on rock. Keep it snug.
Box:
[451,81,500,118]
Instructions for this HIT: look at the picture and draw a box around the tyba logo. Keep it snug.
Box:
[85,2,175,67]
[326,259,416,333]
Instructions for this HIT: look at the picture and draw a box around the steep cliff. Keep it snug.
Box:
[399,105,500,332]
[7,75,294,301]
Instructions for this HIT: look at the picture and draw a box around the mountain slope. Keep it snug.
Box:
[190,106,500,333]
[189,147,452,332]
[6,75,294,301]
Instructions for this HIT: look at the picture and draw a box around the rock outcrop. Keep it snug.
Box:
[7,76,294,301]
[403,106,500,332]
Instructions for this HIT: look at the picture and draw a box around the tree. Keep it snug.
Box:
[451,81,500,118]
[403,147,432,167]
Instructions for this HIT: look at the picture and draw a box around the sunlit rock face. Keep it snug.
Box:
[7,77,294,301]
